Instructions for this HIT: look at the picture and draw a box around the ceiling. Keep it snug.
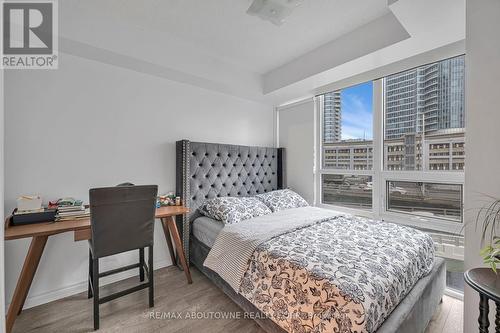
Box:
[72,0,390,74]
[61,0,465,105]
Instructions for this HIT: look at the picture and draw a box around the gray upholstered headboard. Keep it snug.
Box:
[175,140,286,262]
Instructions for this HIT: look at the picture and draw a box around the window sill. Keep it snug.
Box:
[380,211,463,236]
[315,203,373,219]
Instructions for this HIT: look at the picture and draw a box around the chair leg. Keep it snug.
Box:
[148,245,154,308]
[139,248,145,282]
[88,249,93,299]
[93,257,100,330]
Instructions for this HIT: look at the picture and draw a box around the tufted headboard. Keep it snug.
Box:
[175,140,286,262]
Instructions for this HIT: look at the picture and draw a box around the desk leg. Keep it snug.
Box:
[163,217,192,284]
[6,235,48,333]
[479,294,490,333]
[160,218,177,267]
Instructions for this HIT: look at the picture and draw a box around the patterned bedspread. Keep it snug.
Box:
[204,207,340,291]
[238,214,435,333]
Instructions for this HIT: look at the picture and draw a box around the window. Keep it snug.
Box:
[387,181,462,222]
[317,55,465,293]
[322,174,372,209]
[320,81,373,210]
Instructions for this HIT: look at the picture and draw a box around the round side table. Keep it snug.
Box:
[465,268,500,333]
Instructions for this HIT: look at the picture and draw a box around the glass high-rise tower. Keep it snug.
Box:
[323,91,341,143]
[385,55,465,140]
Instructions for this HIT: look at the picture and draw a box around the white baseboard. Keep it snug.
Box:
[9,259,171,310]
[444,287,464,301]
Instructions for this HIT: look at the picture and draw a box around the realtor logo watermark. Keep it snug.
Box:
[2,0,58,69]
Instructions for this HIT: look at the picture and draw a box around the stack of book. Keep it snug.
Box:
[51,198,90,221]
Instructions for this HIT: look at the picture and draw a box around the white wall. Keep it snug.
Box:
[1,67,6,332]
[3,53,273,309]
[277,99,315,203]
[464,1,500,332]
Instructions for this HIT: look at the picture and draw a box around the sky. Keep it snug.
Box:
[340,81,373,141]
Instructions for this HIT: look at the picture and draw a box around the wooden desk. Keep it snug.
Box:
[4,206,192,333]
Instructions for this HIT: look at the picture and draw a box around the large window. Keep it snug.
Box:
[317,55,465,294]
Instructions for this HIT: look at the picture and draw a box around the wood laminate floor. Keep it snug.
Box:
[12,266,464,333]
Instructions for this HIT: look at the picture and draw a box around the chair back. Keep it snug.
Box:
[89,185,158,258]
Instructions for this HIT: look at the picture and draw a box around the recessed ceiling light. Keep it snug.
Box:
[246,0,303,26]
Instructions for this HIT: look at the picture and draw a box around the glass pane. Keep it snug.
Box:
[444,258,465,292]
[387,181,462,221]
[322,174,372,209]
[384,56,465,171]
[323,82,373,170]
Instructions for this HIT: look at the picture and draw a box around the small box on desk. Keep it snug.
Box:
[16,195,43,212]
[10,209,57,226]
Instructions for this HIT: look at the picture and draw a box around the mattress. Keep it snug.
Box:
[192,216,224,248]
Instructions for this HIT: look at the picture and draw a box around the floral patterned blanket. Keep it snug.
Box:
[238,212,435,333]
[204,207,341,291]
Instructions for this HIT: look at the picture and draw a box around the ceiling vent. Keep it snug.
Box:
[246,0,303,26]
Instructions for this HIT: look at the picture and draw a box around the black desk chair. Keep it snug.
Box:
[88,185,158,330]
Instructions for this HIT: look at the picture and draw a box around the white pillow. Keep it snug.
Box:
[199,196,271,224]
[256,189,308,212]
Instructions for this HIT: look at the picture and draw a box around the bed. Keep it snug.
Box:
[175,140,446,333]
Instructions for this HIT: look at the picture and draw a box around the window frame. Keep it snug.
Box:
[315,66,465,237]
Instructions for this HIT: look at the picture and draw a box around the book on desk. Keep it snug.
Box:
[10,196,90,226]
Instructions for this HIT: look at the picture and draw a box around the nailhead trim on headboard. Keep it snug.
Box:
[182,140,190,263]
